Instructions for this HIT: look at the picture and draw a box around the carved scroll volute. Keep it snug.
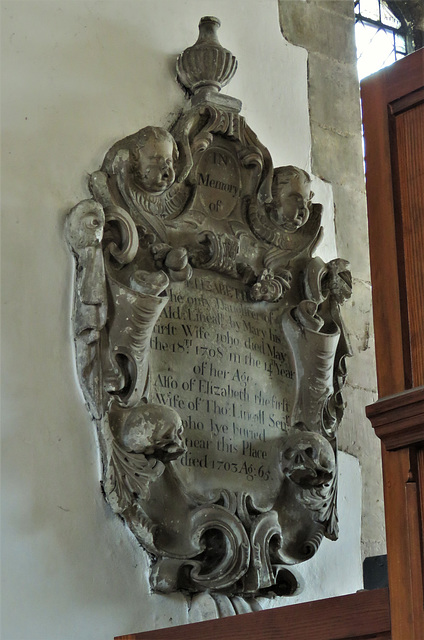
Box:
[66,15,353,604]
[104,265,169,407]
[283,301,341,435]
[303,256,353,433]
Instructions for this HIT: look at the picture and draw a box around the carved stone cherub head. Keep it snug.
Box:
[130,126,178,195]
[270,166,313,233]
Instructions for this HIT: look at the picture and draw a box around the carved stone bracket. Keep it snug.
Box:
[66,16,352,600]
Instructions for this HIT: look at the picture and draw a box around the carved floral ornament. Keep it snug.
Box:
[66,17,352,604]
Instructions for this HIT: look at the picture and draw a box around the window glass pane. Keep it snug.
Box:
[395,33,407,54]
[355,21,401,80]
[381,1,401,29]
[359,0,381,21]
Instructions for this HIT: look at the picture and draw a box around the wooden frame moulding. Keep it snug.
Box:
[115,588,391,640]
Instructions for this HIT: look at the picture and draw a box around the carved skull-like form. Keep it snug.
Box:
[281,431,335,488]
[120,404,186,462]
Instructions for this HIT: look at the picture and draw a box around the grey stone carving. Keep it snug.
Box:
[66,17,352,600]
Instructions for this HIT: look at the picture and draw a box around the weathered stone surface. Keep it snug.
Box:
[340,383,385,562]
[319,1,355,19]
[337,278,381,564]
[332,185,371,282]
[308,53,362,136]
[311,124,365,192]
[279,0,357,64]
[341,279,375,355]
[150,275,296,503]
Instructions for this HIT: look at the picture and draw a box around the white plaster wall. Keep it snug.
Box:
[1,2,360,639]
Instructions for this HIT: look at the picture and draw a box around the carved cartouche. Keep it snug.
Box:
[67,15,352,603]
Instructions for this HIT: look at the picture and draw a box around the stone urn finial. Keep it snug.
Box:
[176,16,238,95]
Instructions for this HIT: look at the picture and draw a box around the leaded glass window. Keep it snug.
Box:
[355,0,408,80]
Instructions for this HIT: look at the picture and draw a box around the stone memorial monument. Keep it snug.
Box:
[66,16,352,600]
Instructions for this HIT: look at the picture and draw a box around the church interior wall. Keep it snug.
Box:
[1,1,381,638]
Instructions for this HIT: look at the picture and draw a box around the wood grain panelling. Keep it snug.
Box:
[115,588,391,640]
[362,48,424,640]
[392,102,424,387]
[366,387,424,450]
[361,82,405,397]
[418,447,424,586]
[361,50,424,398]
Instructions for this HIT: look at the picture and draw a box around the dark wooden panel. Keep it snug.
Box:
[361,48,424,398]
[367,390,424,639]
[362,48,424,640]
[362,50,424,104]
[366,387,424,450]
[417,448,424,592]
[405,476,424,639]
[393,102,424,387]
[379,446,417,639]
[116,588,391,640]
[361,74,405,397]
[390,87,424,116]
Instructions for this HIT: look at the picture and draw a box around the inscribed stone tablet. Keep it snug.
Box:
[150,271,296,504]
